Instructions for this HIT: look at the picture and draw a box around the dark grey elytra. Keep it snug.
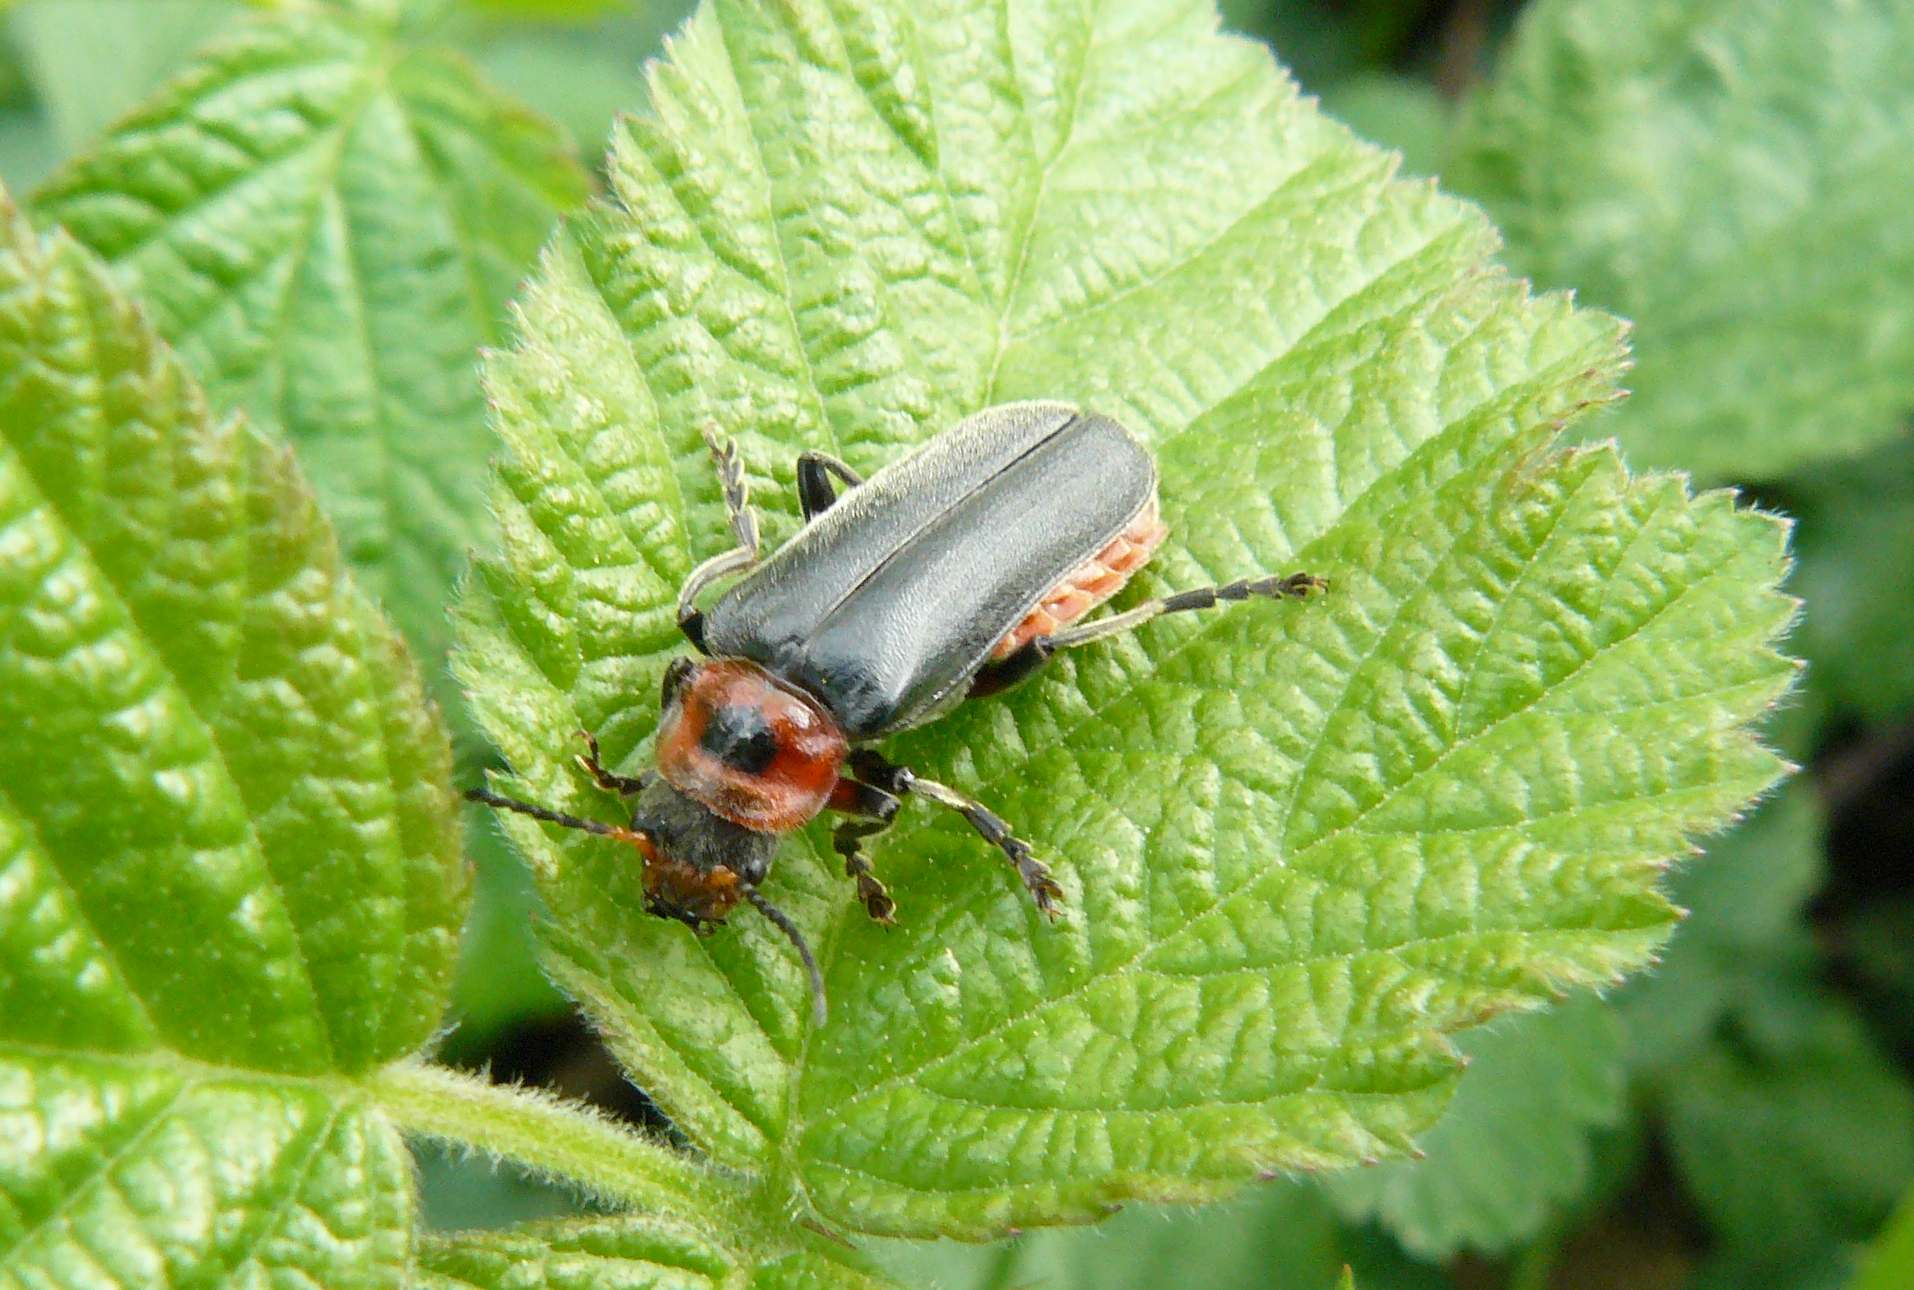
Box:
[472,401,1326,1024]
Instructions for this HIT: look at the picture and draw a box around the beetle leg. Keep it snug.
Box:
[1002,571,1328,669]
[677,428,763,641]
[847,750,1063,917]
[573,730,652,797]
[797,451,865,520]
[828,777,900,923]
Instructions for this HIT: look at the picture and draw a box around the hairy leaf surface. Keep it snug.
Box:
[457,0,1798,1239]
[1450,0,1914,478]
[32,0,587,703]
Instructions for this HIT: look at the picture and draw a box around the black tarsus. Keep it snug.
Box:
[829,778,902,923]
[746,888,827,1027]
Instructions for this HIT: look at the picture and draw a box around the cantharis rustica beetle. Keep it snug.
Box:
[471,402,1324,1020]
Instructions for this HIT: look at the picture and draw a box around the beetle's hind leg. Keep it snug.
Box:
[827,777,901,924]
[848,750,1063,917]
[677,428,764,646]
[972,571,1327,694]
[797,451,864,520]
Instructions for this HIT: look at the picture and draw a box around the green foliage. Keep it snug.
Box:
[448,806,569,1046]
[419,1214,897,1290]
[0,178,882,1287]
[876,1183,1446,1290]
[1450,0,1914,479]
[31,0,587,717]
[456,0,1794,1244]
[1325,992,1626,1258]
[1663,1002,1914,1259]
[1786,433,1914,721]
[1856,1188,1914,1290]
[1319,74,1449,179]
[6,1,241,150]
[0,188,459,1281]
[466,2,699,166]
[1613,784,1824,1071]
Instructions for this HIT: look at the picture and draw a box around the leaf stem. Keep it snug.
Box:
[366,1059,735,1216]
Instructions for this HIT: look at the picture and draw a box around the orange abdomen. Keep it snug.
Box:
[991,493,1168,659]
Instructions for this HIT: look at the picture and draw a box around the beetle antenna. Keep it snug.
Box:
[465,788,646,844]
[745,889,827,1027]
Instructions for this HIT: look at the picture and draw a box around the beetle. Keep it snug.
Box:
[470,401,1324,1021]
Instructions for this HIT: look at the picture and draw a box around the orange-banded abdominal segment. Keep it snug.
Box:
[655,658,849,832]
[991,491,1168,660]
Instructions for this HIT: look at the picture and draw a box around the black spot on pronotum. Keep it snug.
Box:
[700,702,779,774]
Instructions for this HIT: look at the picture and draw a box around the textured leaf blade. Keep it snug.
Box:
[1325,993,1626,1257]
[1449,0,1914,479]
[0,1059,413,1290]
[456,0,1799,1239]
[0,200,465,1072]
[31,0,587,704]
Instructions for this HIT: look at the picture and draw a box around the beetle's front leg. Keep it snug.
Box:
[573,730,651,797]
[847,751,1063,917]
[827,777,900,923]
[677,428,763,649]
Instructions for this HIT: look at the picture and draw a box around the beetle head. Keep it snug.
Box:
[626,773,777,924]
[630,768,828,1025]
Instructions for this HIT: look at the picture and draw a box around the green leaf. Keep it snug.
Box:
[467,4,697,169]
[32,0,588,717]
[873,1183,1448,1290]
[1785,432,1914,721]
[464,0,637,18]
[1663,1002,1914,1258]
[1449,0,1914,479]
[6,1,243,151]
[0,183,462,1281]
[1613,784,1824,1070]
[419,1213,897,1290]
[1325,992,1626,1258]
[413,1138,585,1232]
[457,0,1798,1241]
[1856,1186,1914,1290]
[0,103,55,192]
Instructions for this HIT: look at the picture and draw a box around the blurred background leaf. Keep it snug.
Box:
[6,0,241,150]
[1448,0,1914,480]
